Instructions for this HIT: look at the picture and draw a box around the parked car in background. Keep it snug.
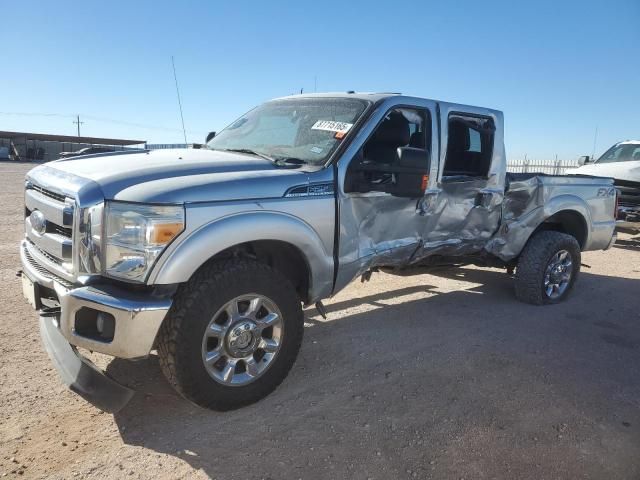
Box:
[572,141,640,229]
[59,146,116,158]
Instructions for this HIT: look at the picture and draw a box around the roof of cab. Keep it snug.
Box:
[272,92,503,117]
[274,91,402,102]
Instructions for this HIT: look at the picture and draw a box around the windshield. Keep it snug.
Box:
[207,98,369,165]
[596,143,640,163]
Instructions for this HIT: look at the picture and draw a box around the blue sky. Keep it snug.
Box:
[2,0,638,160]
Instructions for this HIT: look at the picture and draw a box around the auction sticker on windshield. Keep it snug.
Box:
[311,120,353,134]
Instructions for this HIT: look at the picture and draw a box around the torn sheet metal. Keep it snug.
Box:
[484,174,544,261]
[414,178,503,260]
[335,193,423,291]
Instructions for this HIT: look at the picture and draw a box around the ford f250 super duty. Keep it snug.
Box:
[19,93,618,412]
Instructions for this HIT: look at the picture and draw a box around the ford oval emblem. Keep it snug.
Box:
[30,210,47,235]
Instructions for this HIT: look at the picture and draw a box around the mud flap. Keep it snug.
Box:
[39,315,134,413]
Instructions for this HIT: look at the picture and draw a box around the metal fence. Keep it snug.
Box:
[146,143,193,150]
[507,159,580,175]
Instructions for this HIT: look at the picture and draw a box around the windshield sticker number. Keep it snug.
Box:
[311,120,353,134]
[310,146,323,154]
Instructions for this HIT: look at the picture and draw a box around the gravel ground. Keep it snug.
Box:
[1,161,639,479]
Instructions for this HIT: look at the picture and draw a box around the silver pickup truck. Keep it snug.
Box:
[20,93,617,412]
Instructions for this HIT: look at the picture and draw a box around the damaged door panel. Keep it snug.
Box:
[417,179,503,258]
[415,108,505,260]
[336,101,438,290]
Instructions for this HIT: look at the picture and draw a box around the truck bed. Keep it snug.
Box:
[484,172,616,260]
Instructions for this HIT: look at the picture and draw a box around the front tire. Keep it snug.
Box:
[514,231,581,305]
[157,258,304,410]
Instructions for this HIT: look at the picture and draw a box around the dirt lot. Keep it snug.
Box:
[1,161,639,479]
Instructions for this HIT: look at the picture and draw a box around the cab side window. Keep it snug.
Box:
[443,114,495,178]
[362,108,430,164]
[345,107,431,196]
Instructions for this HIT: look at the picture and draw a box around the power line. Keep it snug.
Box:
[0,111,206,135]
[0,111,75,118]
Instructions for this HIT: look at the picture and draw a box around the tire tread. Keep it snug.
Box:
[514,230,581,305]
[157,258,303,410]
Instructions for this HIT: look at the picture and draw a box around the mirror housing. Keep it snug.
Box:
[205,131,216,143]
[346,147,430,197]
[393,147,431,197]
[578,155,591,166]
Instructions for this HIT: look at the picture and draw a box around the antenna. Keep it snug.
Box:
[73,115,84,136]
[591,126,598,159]
[171,56,188,145]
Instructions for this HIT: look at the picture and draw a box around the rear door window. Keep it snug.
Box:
[442,114,495,178]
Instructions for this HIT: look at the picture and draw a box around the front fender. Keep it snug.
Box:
[149,210,334,302]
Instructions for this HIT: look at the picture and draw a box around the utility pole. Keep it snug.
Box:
[73,115,84,136]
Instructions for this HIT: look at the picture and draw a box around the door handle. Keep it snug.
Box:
[475,191,502,209]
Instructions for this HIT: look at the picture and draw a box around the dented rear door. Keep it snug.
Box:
[416,103,506,259]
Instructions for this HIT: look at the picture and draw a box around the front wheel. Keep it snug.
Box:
[157,259,304,410]
[514,231,581,305]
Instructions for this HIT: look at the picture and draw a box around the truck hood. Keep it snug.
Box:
[570,160,640,184]
[40,149,312,203]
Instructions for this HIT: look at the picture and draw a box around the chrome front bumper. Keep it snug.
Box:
[21,239,172,359]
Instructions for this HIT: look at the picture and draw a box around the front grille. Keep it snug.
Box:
[614,180,640,207]
[52,224,72,238]
[32,242,64,266]
[24,179,76,283]
[29,184,68,203]
[23,243,73,289]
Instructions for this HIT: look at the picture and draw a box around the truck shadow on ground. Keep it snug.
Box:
[108,268,640,479]
[614,232,640,252]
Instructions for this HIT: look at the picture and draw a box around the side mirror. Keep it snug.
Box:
[205,131,216,143]
[393,147,430,197]
[396,147,430,171]
[578,155,590,166]
[345,147,430,197]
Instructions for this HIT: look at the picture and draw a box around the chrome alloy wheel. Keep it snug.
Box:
[201,294,284,386]
[543,249,573,299]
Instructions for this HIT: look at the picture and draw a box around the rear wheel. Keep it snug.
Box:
[514,231,581,305]
[157,258,304,410]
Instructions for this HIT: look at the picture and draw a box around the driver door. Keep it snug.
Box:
[335,104,436,291]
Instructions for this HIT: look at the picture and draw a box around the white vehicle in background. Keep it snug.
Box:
[573,141,640,230]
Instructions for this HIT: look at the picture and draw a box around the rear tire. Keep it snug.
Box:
[157,258,304,410]
[514,231,581,305]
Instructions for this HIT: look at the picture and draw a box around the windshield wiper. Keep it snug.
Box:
[222,148,275,162]
[273,157,307,167]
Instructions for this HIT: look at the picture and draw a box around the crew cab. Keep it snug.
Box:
[19,93,617,412]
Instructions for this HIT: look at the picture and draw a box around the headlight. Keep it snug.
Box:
[104,202,185,282]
